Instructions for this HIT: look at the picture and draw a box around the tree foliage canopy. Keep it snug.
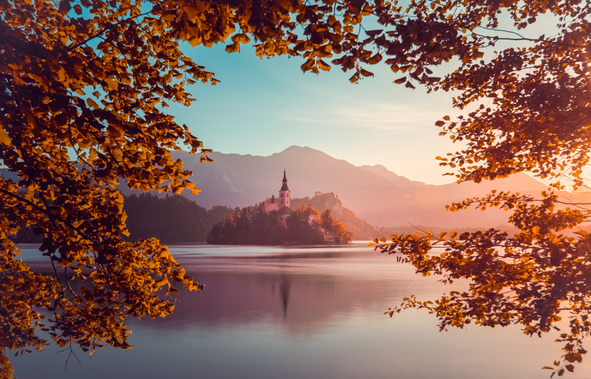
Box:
[374,191,591,376]
[2,0,590,377]
[206,204,351,245]
[2,0,215,375]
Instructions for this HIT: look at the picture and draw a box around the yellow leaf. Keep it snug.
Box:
[107,125,124,139]
[360,68,373,77]
[367,53,382,64]
[112,149,123,162]
[182,5,200,21]
[188,36,202,47]
[0,126,12,147]
[318,59,331,71]
[225,43,240,53]
[25,185,35,199]
[231,33,251,44]
[301,58,315,72]
[361,3,373,15]
[105,77,118,91]
[87,98,99,109]
[156,278,169,288]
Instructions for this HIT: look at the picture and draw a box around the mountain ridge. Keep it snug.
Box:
[129,145,553,228]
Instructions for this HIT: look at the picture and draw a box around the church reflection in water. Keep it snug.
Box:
[12,245,582,379]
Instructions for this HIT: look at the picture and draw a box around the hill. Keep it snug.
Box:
[123,193,232,243]
[291,192,377,240]
[152,145,552,229]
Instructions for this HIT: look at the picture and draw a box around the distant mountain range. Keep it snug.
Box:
[5,144,588,239]
[159,145,564,228]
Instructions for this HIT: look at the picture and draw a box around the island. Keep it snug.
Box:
[207,171,352,245]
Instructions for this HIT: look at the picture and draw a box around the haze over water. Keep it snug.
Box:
[13,243,591,379]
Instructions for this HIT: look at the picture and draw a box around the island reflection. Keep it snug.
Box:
[134,247,432,335]
[13,244,588,379]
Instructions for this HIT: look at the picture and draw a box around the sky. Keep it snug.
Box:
[167,42,465,185]
[156,9,566,187]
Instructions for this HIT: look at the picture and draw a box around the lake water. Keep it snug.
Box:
[10,242,591,379]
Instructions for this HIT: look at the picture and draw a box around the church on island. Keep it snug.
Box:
[259,171,345,244]
[261,170,293,215]
[207,170,353,245]
[208,171,351,245]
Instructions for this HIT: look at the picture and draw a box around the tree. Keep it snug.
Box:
[1,0,216,375]
[2,0,590,377]
[122,193,232,243]
[206,205,329,245]
[353,1,591,377]
[286,205,325,244]
[320,209,353,243]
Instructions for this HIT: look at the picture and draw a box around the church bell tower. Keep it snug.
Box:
[278,170,291,209]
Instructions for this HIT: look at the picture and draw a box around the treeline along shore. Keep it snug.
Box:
[123,193,233,243]
[9,192,526,245]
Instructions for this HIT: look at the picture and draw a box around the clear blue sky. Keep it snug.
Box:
[169,42,465,185]
[160,10,564,186]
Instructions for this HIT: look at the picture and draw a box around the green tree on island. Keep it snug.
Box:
[207,204,351,245]
[1,0,590,377]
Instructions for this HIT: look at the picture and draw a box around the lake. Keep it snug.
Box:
[10,242,591,378]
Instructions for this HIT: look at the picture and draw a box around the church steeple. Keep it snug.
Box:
[278,170,291,208]
[280,169,289,191]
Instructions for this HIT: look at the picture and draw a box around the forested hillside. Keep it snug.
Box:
[124,194,232,243]
[291,192,377,240]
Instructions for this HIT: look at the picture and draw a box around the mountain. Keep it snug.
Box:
[163,145,554,229]
[357,163,552,226]
[168,146,409,226]
[1,146,575,238]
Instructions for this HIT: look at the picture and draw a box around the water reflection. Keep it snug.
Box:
[10,243,591,379]
[279,275,291,319]
[139,245,426,335]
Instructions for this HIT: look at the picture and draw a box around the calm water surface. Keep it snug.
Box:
[11,243,591,378]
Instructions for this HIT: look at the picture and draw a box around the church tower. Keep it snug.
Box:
[278,170,291,209]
